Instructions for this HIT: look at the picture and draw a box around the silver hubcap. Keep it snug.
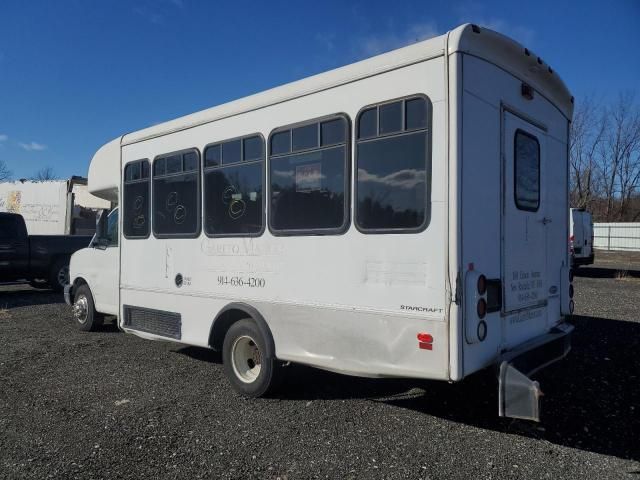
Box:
[73,295,89,324]
[57,266,69,287]
[231,335,262,383]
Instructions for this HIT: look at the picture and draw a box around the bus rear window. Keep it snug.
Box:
[514,130,540,212]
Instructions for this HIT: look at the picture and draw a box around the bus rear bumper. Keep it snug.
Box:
[498,322,573,422]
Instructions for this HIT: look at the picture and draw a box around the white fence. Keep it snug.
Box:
[594,223,640,252]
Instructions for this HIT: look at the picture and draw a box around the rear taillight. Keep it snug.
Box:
[477,298,487,318]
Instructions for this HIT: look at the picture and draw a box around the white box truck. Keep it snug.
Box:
[0,177,111,235]
[66,24,575,421]
[570,208,595,267]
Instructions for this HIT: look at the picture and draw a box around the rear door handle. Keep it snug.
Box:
[538,217,552,225]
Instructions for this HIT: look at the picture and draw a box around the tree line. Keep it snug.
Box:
[570,93,640,222]
[0,163,58,182]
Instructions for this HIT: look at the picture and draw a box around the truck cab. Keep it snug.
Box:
[0,212,91,290]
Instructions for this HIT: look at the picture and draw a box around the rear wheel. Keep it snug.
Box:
[222,319,282,397]
[73,284,103,331]
[49,258,70,292]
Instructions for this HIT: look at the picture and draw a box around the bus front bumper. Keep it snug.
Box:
[498,322,573,422]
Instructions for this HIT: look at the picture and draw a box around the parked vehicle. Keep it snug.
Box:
[67,24,575,421]
[0,177,110,236]
[0,212,91,291]
[570,208,595,267]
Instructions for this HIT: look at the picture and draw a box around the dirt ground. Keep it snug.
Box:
[0,250,639,479]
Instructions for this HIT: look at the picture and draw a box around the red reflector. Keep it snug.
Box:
[419,342,433,350]
[417,333,433,343]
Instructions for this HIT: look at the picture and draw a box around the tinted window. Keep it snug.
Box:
[271,131,291,155]
[205,144,221,167]
[184,151,198,171]
[356,96,430,232]
[243,136,263,161]
[106,208,119,247]
[204,163,263,235]
[154,158,166,176]
[321,118,346,146]
[379,101,402,135]
[123,160,150,238]
[222,139,241,165]
[166,155,181,174]
[153,150,200,237]
[204,134,264,236]
[358,108,377,139]
[514,130,540,212]
[406,98,427,130]
[269,115,349,234]
[292,124,318,151]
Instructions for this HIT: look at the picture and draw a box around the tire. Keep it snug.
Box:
[72,284,103,332]
[222,318,282,397]
[49,258,70,292]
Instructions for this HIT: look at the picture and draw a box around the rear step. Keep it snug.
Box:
[497,323,573,422]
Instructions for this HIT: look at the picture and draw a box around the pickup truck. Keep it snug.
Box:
[0,212,91,291]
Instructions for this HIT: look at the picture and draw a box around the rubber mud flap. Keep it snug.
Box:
[498,361,543,422]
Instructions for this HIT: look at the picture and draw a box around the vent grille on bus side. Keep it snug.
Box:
[123,305,182,340]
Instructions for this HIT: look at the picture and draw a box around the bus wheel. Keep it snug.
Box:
[222,318,282,397]
[73,285,103,332]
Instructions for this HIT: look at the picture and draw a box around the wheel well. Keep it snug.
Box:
[72,277,88,293]
[208,303,275,356]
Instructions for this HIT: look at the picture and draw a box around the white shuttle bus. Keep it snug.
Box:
[66,24,575,421]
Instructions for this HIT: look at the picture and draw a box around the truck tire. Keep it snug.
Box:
[49,258,70,292]
[72,284,103,332]
[222,319,283,397]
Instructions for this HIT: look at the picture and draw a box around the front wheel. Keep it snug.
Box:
[72,284,103,332]
[222,319,282,397]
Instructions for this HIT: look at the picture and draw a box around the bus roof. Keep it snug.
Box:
[120,23,573,147]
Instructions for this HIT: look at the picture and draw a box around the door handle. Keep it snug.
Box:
[538,217,552,225]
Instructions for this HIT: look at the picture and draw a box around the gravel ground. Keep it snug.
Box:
[1,252,639,480]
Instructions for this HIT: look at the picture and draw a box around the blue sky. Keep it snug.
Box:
[1,0,638,180]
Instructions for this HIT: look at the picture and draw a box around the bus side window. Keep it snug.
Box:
[152,149,201,238]
[203,134,265,237]
[355,96,431,233]
[268,114,350,235]
[123,159,150,239]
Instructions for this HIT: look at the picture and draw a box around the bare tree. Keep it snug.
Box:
[569,96,606,211]
[32,166,58,182]
[609,93,640,220]
[570,93,640,222]
[0,159,11,182]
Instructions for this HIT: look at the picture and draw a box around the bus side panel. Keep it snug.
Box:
[119,58,451,380]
